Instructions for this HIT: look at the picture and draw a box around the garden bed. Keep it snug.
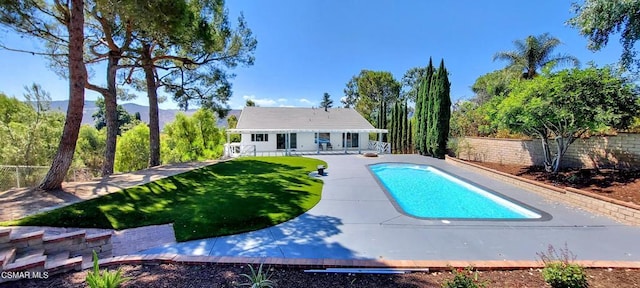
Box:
[10,263,640,287]
[466,161,640,206]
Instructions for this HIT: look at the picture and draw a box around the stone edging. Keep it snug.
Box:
[94,254,640,270]
[444,156,640,225]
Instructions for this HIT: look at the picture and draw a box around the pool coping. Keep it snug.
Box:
[94,254,640,270]
[445,156,640,226]
[366,162,552,221]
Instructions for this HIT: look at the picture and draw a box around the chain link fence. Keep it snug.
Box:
[0,165,95,191]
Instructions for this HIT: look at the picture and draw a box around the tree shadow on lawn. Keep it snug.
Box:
[2,159,325,243]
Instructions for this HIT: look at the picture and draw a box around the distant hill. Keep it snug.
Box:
[47,100,241,130]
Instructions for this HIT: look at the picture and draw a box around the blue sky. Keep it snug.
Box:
[0,0,624,110]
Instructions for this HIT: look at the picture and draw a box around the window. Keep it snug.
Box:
[342,133,359,148]
[277,133,297,149]
[315,132,331,143]
[251,133,268,142]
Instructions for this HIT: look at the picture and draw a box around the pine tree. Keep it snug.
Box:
[320,92,333,111]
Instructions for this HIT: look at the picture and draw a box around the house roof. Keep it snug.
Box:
[229,107,386,133]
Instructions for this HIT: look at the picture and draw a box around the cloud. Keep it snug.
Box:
[279,104,295,107]
[242,95,276,106]
[277,98,287,103]
[299,98,314,105]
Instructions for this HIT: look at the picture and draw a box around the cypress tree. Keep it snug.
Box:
[390,101,397,153]
[428,68,440,156]
[408,119,413,153]
[382,99,387,142]
[429,59,450,159]
[414,79,424,153]
[427,70,440,157]
[396,101,400,153]
[435,63,451,158]
[402,100,408,153]
[394,101,400,153]
[377,99,382,130]
[377,98,384,142]
[421,58,435,156]
[395,101,401,153]
[398,101,404,153]
[424,68,436,155]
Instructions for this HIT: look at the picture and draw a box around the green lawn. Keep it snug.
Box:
[1,157,327,242]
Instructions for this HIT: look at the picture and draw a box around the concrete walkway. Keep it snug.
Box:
[141,154,640,262]
[0,160,218,221]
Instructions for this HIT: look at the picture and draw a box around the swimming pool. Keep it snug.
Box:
[369,163,546,220]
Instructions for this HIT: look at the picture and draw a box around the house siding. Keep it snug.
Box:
[239,132,370,152]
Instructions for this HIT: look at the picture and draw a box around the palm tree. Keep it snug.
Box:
[493,33,579,79]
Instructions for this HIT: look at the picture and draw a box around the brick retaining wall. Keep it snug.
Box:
[454,133,640,169]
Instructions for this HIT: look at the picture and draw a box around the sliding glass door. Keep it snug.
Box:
[276,133,297,149]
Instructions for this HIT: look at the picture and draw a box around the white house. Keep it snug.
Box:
[225,107,388,157]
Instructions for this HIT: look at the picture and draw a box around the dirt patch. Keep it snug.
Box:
[467,161,640,206]
[7,263,640,288]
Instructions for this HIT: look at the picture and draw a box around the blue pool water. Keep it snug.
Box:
[369,163,542,219]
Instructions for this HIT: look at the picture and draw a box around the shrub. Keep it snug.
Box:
[538,244,588,288]
[239,263,276,288]
[114,123,149,172]
[442,267,486,288]
[86,251,130,288]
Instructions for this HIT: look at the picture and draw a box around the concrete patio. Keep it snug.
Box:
[140,154,640,262]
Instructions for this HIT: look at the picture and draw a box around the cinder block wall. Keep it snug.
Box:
[455,133,640,169]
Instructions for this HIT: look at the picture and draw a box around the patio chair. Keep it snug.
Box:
[326,142,333,150]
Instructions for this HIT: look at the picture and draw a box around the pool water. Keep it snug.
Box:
[369,163,542,219]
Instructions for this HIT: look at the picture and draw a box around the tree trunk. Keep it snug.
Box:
[552,136,564,173]
[540,136,554,173]
[39,0,87,190]
[142,43,161,167]
[552,136,575,173]
[101,53,119,176]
